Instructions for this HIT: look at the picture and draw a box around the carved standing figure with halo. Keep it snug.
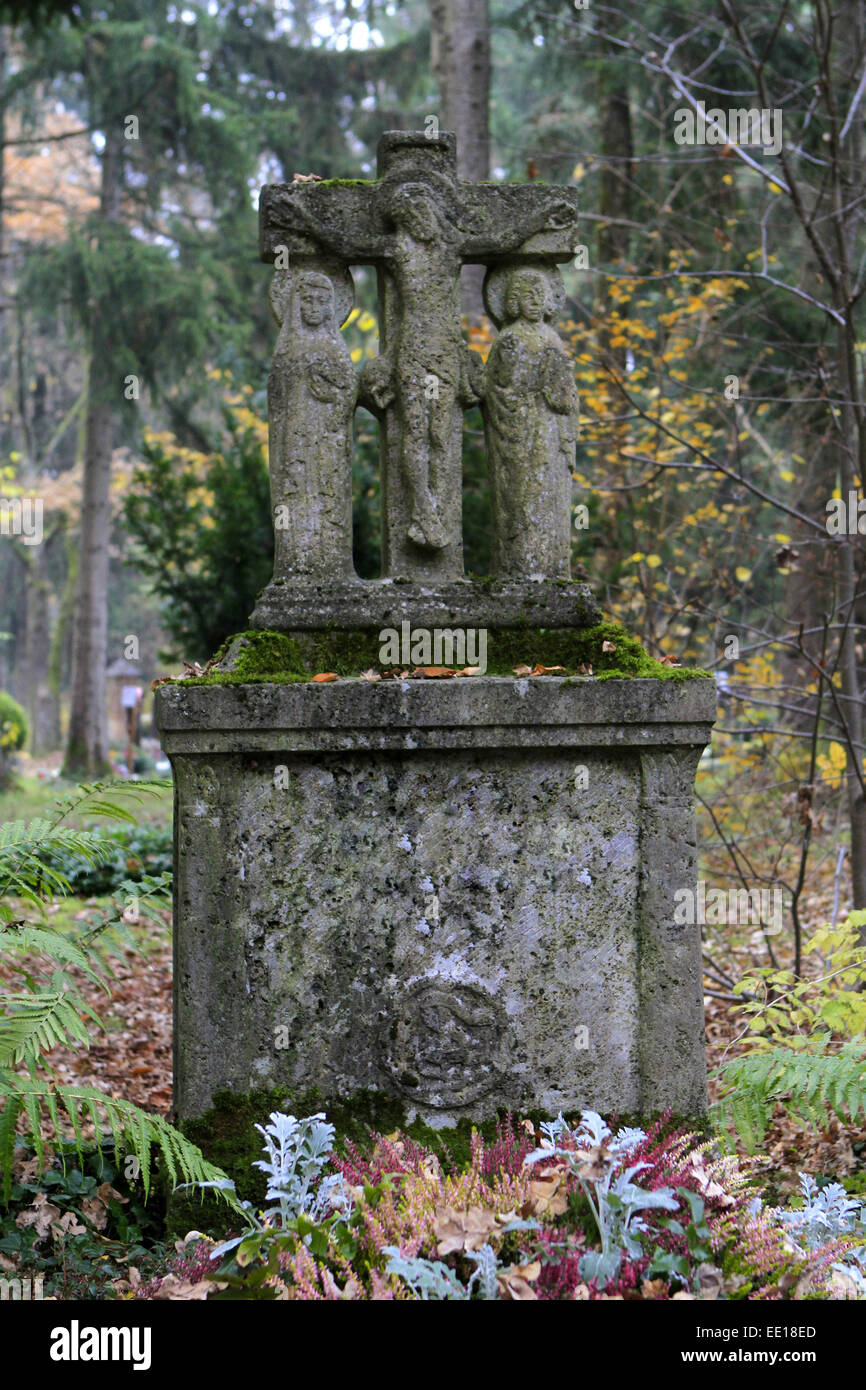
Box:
[483,264,579,579]
[268,266,358,581]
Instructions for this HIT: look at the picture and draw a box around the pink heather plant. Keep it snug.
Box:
[134,1239,219,1299]
[335,1132,433,1187]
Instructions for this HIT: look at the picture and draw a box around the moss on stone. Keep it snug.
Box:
[482,623,710,680]
[294,628,383,676]
[211,630,307,679]
[174,621,710,688]
[308,178,376,187]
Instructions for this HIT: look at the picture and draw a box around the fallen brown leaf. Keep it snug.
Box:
[576,1143,612,1183]
[433,1205,499,1256]
[312,672,338,683]
[696,1263,725,1299]
[153,1274,223,1300]
[688,1156,735,1208]
[52,1211,87,1239]
[641,1278,668,1299]
[16,1193,61,1239]
[497,1261,540,1300]
[526,1167,569,1217]
[80,1196,109,1232]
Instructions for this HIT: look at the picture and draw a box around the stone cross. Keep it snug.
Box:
[259,131,580,585]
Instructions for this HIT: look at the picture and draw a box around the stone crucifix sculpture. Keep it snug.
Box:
[157,131,715,1148]
[258,131,581,591]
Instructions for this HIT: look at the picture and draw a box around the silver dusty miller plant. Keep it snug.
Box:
[190,1111,352,1262]
[383,1243,501,1301]
[770,1174,866,1295]
[524,1110,679,1289]
[252,1111,350,1225]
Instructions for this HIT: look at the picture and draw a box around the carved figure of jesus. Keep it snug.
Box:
[383,183,470,550]
[267,162,579,565]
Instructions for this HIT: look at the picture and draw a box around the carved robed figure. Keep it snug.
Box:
[268,267,357,581]
[483,264,579,579]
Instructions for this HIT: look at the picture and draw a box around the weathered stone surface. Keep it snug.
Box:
[157,677,713,1124]
[250,576,600,633]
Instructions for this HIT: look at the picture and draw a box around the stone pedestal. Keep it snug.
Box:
[155,675,715,1129]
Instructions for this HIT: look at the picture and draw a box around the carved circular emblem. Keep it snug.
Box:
[382,980,506,1107]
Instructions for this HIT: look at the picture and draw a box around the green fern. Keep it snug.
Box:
[0,780,170,919]
[1,923,105,986]
[0,1075,238,1205]
[714,1041,866,1151]
[0,779,237,1211]
[0,984,100,1066]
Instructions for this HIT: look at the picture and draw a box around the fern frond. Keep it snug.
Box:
[0,924,105,987]
[0,989,101,1068]
[0,778,170,913]
[0,1091,21,1203]
[0,1073,239,1208]
[0,819,119,911]
[713,1042,866,1151]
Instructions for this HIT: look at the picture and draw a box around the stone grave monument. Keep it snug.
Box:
[155,132,716,1147]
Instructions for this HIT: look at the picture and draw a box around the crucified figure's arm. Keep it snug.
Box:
[492,198,578,255]
[267,189,358,260]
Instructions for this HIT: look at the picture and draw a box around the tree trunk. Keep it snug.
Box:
[596,66,633,267]
[833,0,866,915]
[24,560,59,755]
[63,126,123,779]
[428,0,490,320]
[595,17,633,364]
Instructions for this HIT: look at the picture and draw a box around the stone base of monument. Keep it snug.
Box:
[249,576,601,635]
[156,674,715,1146]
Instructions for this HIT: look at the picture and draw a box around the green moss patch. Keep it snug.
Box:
[483,623,710,680]
[174,621,709,688]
